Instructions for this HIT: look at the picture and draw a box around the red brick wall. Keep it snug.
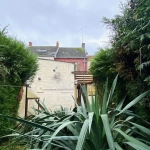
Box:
[54,58,87,71]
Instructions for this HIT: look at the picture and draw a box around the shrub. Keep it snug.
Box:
[0,27,38,138]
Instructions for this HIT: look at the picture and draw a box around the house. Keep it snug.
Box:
[28,41,58,60]
[28,41,87,71]
[28,41,93,101]
[18,58,75,117]
[18,41,95,117]
[54,42,87,71]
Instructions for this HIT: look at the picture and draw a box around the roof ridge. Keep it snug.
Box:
[59,47,82,48]
[29,46,57,47]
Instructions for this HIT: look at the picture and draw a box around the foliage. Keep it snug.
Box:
[90,48,116,82]
[90,0,150,122]
[90,48,125,103]
[1,76,150,150]
[0,27,38,137]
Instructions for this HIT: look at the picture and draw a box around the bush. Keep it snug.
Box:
[0,27,38,138]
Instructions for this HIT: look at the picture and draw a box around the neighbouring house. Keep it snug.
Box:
[19,58,74,117]
[54,42,87,71]
[28,41,58,60]
[28,41,88,71]
[19,42,94,117]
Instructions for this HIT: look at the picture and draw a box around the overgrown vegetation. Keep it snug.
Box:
[90,0,150,122]
[0,76,150,149]
[0,27,38,138]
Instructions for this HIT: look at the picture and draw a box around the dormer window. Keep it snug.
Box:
[38,49,47,52]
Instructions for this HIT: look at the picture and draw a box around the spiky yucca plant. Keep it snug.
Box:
[1,75,150,150]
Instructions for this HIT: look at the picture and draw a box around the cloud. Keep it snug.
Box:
[0,0,126,55]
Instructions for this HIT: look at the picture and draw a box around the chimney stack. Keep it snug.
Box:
[82,43,85,49]
[29,42,32,46]
[56,41,59,47]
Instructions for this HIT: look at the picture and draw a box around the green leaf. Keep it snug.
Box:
[81,96,87,117]
[125,142,149,150]
[124,116,134,122]
[42,121,78,149]
[0,114,55,132]
[116,96,126,110]
[76,119,89,150]
[114,142,123,150]
[114,128,150,150]
[107,74,118,107]
[146,33,150,38]
[101,114,115,150]
[88,112,94,133]
[129,121,150,136]
[140,34,145,41]
[101,78,108,114]
[117,90,150,115]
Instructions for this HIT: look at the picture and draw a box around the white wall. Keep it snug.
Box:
[28,59,75,114]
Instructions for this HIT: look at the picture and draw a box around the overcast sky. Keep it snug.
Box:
[0,0,127,55]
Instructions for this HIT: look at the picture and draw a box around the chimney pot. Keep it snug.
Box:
[82,43,85,49]
[29,42,32,46]
[56,41,59,47]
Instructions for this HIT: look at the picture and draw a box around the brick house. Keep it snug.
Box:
[18,42,94,117]
[54,42,87,71]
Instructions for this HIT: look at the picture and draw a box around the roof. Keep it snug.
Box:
[29,46,86,58]
[29,46,58,57]
[56,47,86,58]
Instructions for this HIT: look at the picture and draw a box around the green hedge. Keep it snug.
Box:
[0,28,38,139]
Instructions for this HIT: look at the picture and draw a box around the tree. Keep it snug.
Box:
[90,0,150,122]
[90,48,116,89]
[0,27,38,137]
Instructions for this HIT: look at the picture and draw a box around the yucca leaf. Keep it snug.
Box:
[101,78,108,114]
[101,114,115,150]
[88,112,94,133]
[124,116,134,122]
[116,95,126,110]
[95,93,100,121]
[49,136,78,141]
[107,74,118,107]
[114,142,123,150]
[129,121,150,136]
[67,124,79,136]
[125,142,149,150]
[114,128,150,150]
[117,90,150,115]
[0,114,55,132]
[81,96,87,117]
[89,115,103,149]
[54,140,75,150]
[75,119,89,150]
[81,85,91,112]
[42,121,78,149]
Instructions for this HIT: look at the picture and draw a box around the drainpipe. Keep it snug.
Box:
[25,80,29,118]
[84,57,86,71]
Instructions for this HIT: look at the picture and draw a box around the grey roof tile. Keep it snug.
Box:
[29,46,58,57]
[56,47,86,58]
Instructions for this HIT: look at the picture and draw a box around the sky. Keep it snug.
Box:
[0,0,127,55]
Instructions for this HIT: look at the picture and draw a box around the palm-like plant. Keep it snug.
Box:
[1,75,150,150]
